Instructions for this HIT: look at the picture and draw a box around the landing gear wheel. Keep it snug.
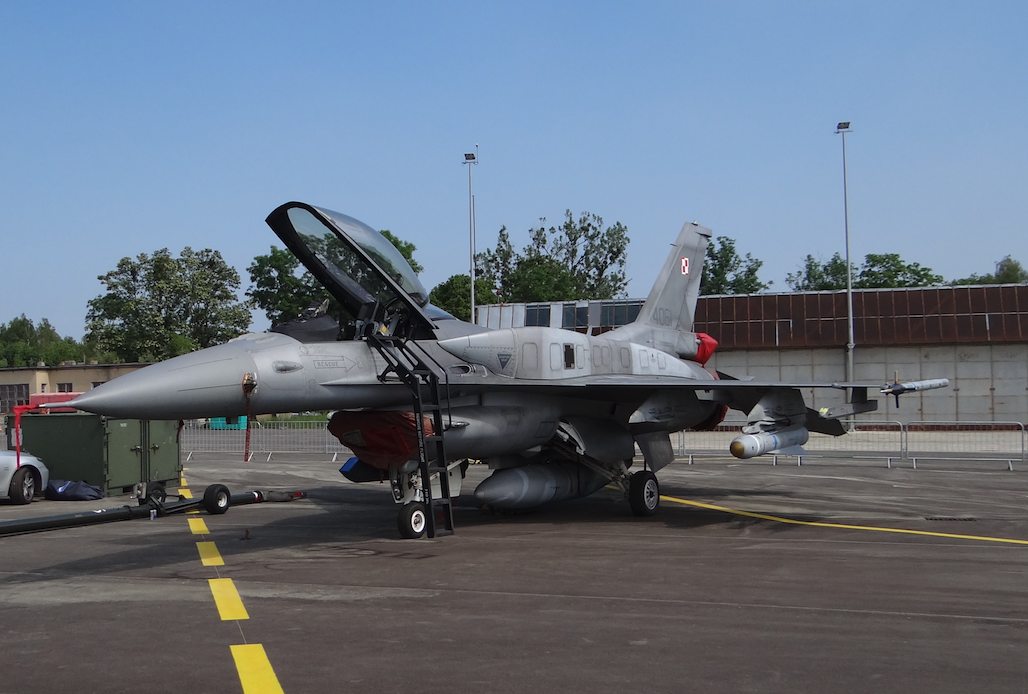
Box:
[147,481,167,504]
[203,484,231,515]
[8,468,35,505]
[629,471,660,516]
[398,502,427,539]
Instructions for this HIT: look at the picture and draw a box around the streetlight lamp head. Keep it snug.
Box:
[464,153,477,162]
[837,121,851,131]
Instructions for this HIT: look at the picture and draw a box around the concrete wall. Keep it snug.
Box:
[707,343,1028,424]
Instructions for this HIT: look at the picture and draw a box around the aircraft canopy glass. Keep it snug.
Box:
[285,206,430,309]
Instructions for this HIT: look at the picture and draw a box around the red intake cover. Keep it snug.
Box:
[327,411,434,469]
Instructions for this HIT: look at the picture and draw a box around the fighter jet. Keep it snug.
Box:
[67,202,947,538]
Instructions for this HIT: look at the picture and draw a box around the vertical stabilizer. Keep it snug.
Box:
[638,221,711,333]
[607,221,711,358]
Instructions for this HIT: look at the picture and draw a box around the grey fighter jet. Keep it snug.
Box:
[67,202,947,538]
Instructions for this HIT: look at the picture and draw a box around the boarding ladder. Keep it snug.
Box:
[366,334,455,537]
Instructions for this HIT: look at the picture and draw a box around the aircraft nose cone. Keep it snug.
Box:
[71,342,259,420]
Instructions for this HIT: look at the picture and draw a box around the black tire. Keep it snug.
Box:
[629,470,660,517]
[8,468,35,505]
[147,481,167,503]
[398,502,427,539]
[203,484,231,515]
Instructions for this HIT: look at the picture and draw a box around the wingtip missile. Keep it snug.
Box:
[880,378,950,407]
[880,378,950,396]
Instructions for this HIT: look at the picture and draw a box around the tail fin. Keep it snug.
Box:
[606,221,711,358]
[638,221,711,333]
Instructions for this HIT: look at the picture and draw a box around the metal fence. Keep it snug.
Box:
[674,420,1026,466]
[675,420,907,457]
[181,420,350,461]
[179,418,1026,466]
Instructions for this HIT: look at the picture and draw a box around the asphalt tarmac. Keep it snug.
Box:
[1,453,1026,694]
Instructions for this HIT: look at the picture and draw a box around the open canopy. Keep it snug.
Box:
[265,202,434,337]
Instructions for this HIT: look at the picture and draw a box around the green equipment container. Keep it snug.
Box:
[4,413,182,496]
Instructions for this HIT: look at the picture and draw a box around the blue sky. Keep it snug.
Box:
[2,1,1025,337]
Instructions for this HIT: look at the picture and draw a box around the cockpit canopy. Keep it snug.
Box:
[265,202,434,338]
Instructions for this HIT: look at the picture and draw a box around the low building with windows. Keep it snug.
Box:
[0,362,149,415]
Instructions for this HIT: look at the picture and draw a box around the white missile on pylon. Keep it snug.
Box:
[729,426,809,460]
[880,378,950,396]
[880,377,950,406]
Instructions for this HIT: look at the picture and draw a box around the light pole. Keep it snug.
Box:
[463,146,479,324]
[835,121,854,392]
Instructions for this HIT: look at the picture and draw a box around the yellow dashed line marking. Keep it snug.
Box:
[231,644,285,694]
[196,541,225,566]
[185,487,284,691]
[661,495,1028,546]
[209,578,249,620]
[180,477,188,486]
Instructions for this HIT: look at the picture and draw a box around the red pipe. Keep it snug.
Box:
[11,404,41,470]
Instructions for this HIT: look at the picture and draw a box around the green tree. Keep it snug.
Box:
[477,211,630,302]
[429,275,498,321]
[379,230,423,274]
[0,315,86,367]
[247,246,323,326]
[855,253,943,288]
[700,236,769,295]
[476,226,517,300]
[505,256,578,302]
[247,230,422,328]
[86,248,251,363]
[786,253,850,291]
[952,256,1028,285]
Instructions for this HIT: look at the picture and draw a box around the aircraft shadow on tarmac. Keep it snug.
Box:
[0,481,817,585]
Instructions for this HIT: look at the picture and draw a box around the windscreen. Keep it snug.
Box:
[310,206,429,307]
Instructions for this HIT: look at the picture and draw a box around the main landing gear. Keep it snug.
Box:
[629,470,660,516]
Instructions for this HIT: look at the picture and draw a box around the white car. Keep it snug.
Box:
[0,451,49,504]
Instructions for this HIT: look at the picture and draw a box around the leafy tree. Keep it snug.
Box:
[247,246,323,326]
[477,211,630,302]
[86,248,251,363]
[787,252,944,291]
[476,226,517,301]
[379,230,423,274]
[952,256,1028,285]
[429,275,498,321]
[0,315,86,367]
[854,253,943,288]
[505,256,578,302]
[247,230,423,328]
[700,236,769,295]
[786,253,850,291]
